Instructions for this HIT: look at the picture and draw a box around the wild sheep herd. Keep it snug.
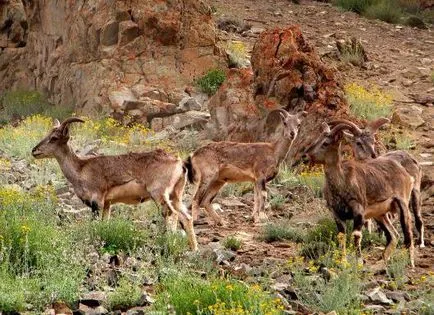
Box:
[31,110,424,268]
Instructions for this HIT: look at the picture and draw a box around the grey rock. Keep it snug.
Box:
[384,290,410,302]
[100,20,119,46]
[78,303,108,315]
[161,110,210,130]
[138,292,155,306]
[126,307,147,315]
[80,291,107,307]
[179,97,202,111]
[367,287,394,305]
[214,248,236,264]
[392,106,425,129]
[363,304,386,313]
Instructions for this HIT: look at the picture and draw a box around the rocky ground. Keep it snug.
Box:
[0,0,433,314]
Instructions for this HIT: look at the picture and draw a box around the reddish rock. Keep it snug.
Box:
[207,26,351,162]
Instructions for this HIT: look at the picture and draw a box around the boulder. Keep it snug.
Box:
[0,0,221,116]
[392,106,425,129]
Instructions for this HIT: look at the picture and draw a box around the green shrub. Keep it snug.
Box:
[387,249,410,289]
[223,236,242,251]
[0,90,48,123]
[269,193,286,210]
[262,221,305,243]
[0,187,85,310]
[0,115,53,160]
[345,83,393,121]
[107,278,142,311]
[154,271,284,314]
[90,218,147,254]
[333,0,374,14]
[156,230,189,260]
[299,241,331,260]
[291,258,362,313]
[365,0,403,24]
[196,69,226,96]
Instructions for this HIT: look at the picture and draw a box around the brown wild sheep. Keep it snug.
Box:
[185,110,307,226]
[331,118,424,248]
[303,122,415,267]
[31,117,198,250]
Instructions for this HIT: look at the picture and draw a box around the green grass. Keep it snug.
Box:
[365,0,403,24]
[223,236,242,251]
[291,258,362,313]
[262,221,305,243]
[269,193,286,210]
[90,218,148,255]
[345,83,393,121]
[196,69,226,96]
[333,0,374,14]
[107,278,142,311]
[0,187,85,311]
[387,249,410,289]
[154,270,284,314]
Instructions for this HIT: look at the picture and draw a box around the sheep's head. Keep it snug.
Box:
[346,118,389,160]
[278,109,308,141]
[32,117,84,159]
[303,121,362,163]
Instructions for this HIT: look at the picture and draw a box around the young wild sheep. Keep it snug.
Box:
[303,122,415,267]
[31,117,198,250]
[185,110,307,226]
[330,118,424,248]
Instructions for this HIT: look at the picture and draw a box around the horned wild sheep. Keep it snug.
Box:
[303,122,415,267]
[31,117,198,250]
[331,118,424,248]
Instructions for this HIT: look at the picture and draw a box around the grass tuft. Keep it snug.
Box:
[223,235,242,251]
[262,221,305,243]
[196,69,226,96]
[345,83,393,121]
[365,0,403,24]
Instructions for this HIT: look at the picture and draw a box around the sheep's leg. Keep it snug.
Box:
[349,202,365,261]
[411,189,424,248]
[335,218,347,261]
[377,216,398,264]
[101,202,112,220]
[385,212,399,239]
[162,203,178,232]
[395,197,415,268]
[201,180,226,226]
[162,191,198,251]
[254,178,268,223]
[365,219,373,234]
[190,172,201,222]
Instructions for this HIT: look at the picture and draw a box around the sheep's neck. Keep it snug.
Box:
[324,143,345,188]
[273,136,294,166]
[54,144,82,185]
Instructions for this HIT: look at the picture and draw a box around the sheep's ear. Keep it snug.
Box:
[343,131,354,141]
[53,119,61,128]
[297,111,308,120]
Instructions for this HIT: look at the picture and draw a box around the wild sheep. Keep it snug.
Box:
[303,122,415,267]
[31,117,198,250]
[185,110,307,226]
[331,118,424,248]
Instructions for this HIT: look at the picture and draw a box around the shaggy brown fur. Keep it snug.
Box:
[188,110,307,225]
[332,119,424,247]
[32,117,198,251]
[305,122,415,267]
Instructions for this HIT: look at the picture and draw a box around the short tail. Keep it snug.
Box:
[184,155,195,183]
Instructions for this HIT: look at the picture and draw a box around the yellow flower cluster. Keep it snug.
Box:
[345,83,393,121]
[0,157,11,171]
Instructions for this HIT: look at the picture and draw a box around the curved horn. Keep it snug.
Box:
[368,117,390,133]
[328,119,362,136]
[329,123,358,138]
[276,108,291,118]
[59,117,85,128]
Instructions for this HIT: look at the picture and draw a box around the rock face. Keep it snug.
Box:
[0,0,220,120]
[207,26,350,161]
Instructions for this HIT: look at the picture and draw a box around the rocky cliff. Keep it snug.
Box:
[0,0,221,120]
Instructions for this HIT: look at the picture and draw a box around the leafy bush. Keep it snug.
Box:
[380,129,415,151]
[223,236,242,251]
[196,69,226,96]
[154,270,284,314]
[333,0,373,14]
[262,221,305,243]
[387,249,410,289]
[345,83,393,121]
[269,193,286,210]
[0,115,53,160]
[290,257,362,313]
[0,90,48,122]
[0,187,84,310]
[90,218,147,254]
[107,278,142,311]
[156,230,189,260]
[365,0,403,24]
[273,164,324,197]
